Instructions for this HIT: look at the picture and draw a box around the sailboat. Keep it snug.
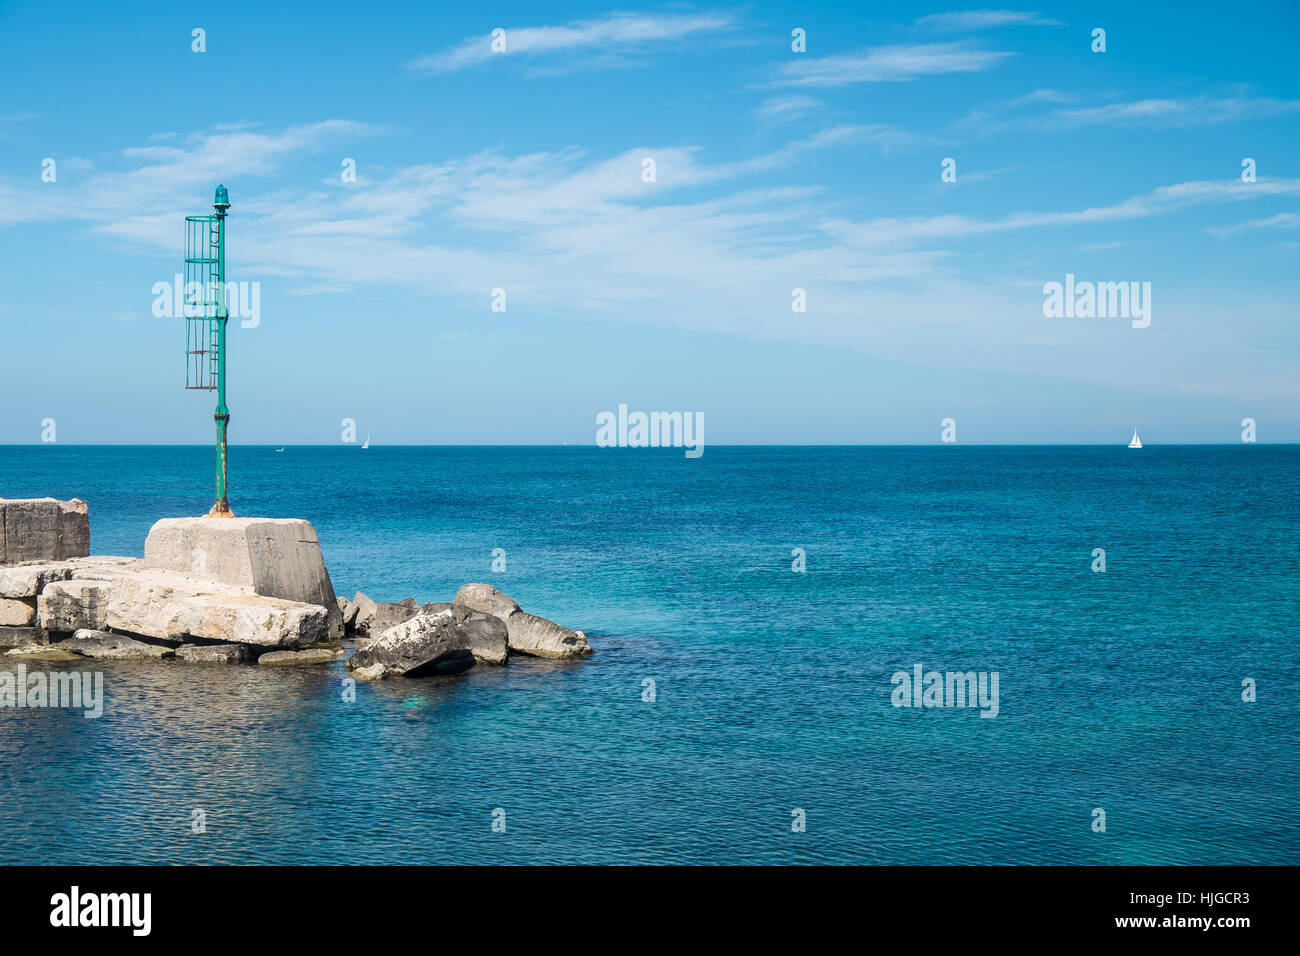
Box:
[1128,427,1142,449]
[361,434,370,450]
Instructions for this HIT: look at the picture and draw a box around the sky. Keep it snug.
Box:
[0,0,1297,445]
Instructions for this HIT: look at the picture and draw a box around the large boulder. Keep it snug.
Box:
[351,591,378,627]
[144,517,343,639]
[505,612,593,660]
[0,597,36,627]
[352,593,419,636]
[337,596,358,629]
[57,629,174,660]
[420,603,509,665]
[453,583,520,620]
[0,497,89,565]
[0,562,74,599]
[453,584,592,659]
[0,556,142,599]
[105,568,329,649]
[348,606,478,676]
[38,580,112,632]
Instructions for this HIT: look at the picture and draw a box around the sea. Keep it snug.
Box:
[0,444,1296,865]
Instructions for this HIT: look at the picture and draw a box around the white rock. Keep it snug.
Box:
[38,580,112,632]
[0,597,37,627]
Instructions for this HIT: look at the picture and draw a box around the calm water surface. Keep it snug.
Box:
[0,445,1296,864]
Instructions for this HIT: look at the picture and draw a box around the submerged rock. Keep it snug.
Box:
[348,607,478,677]
[453,584,592,659]
[351,662,388,681]
[175,643,250,664]
[5,644,79,661]
[57,629,174,660]
[257,648,344,666]
[0,626,47,648]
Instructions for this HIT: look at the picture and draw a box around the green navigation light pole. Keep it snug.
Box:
[184,184,234,517]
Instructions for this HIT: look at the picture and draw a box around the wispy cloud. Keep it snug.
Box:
[1045,96,1300,129]
[1208,212,1300,237]
[775,42,1013,87]
[914,9,1063,30]
[754,95,823,123]
[825,178,1300,248]
[407,11,737,74]
[3,123,1297,403]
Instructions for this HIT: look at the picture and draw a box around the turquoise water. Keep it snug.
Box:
[1,445,1296,864]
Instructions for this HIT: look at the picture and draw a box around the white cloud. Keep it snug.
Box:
[407,11,737,74]
[775,42,1013,87]
[914,9,1063,30]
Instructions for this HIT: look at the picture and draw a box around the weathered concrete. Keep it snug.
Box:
[0,597,37,627]
[0,497,90,566]
[144,517,342,639]
[0,626,47,648]
[175,643,250,664]
[258,648,344,666]
[37,580,112,633]
[454,583,592,659]
[348,606,478,676]
[57,629,174,660]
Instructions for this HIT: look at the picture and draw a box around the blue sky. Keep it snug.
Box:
[0,0,1297,444]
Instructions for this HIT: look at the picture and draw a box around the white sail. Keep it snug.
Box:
[362,434,370,450]
[1128,428,1142,449]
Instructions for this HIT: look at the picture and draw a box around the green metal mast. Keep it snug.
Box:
[184,184,234,517]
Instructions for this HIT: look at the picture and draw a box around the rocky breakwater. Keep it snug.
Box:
[344,583,591,681]
[0,501,338,663]
[1,498,595,678]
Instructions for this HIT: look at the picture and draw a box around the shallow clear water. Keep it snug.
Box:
[1,445,1296,864]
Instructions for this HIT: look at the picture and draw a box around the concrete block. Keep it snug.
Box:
[144,517,342,639]
[0,498,90,565]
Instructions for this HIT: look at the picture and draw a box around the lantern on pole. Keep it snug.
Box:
[183,184,234,516]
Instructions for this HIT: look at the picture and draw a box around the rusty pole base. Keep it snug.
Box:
[206,500,236,518]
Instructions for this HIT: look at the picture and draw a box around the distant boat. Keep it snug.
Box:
[361,434,370,450]
[275,447,285,453]
[1128,428,1142,449]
